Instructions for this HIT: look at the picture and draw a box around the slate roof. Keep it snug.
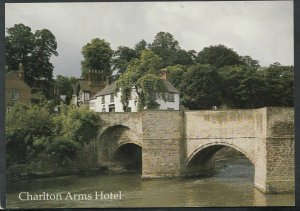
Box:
[92,80,180,100]
[75,79,106,98]
[164,80,180,94]
[5,71,31,90]
[92,82,116,98]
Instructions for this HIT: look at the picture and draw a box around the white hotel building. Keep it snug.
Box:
[89,80,180,112]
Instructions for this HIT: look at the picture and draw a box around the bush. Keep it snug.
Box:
[6,103,100,165]
[45,136,81,165]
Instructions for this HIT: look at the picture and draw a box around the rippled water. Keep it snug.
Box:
[7,156,294,208]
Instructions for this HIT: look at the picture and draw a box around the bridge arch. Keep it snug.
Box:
[97,124,142,166]
[187,142,255,166]
[185,142,255,177]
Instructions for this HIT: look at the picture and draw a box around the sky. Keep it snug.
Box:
[5,1,294,78]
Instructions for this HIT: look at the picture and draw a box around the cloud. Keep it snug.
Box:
[5,1,293,77]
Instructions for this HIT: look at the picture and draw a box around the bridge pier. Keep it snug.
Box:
[254,108,294,193]
[141,111,185,179]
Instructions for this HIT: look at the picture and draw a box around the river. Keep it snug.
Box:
[7,156,294,208]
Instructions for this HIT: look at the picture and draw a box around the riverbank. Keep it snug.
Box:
[7,146,245,180]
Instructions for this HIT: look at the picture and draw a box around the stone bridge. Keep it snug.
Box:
[96,107,294,193]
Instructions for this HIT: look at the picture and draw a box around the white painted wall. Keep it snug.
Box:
[156,93,180,110]
[90,89,179,112]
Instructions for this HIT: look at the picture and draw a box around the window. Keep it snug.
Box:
[110,94,114,103]
[10,90,19,100]
[167,93,174,102]
[109,104,115,112]
[7,107,11,113]
[84,92,90,101]
[102,96,105,104]
[102,108,106,112]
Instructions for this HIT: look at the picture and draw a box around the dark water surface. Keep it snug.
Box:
[7,156,294,208]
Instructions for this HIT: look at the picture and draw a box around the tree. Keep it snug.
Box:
[149,32,195,67]
[6,103,54,163]
[5,24,58,98]
[116,50,166,111]
[54,75,76,104]
[174,49,194,66]
[149,32,180,67]
[260,63,294,107]
[52,105,100,145]
[197,44,242,68]
[179,64,222,109]
[218,65,265,108]
[134,39,148,56]
[165,64,187,89]
[240,55,260,69]
[187,50,198,62]
[5,24,34,72]
[81,38,113,79]
[112,46,139,79]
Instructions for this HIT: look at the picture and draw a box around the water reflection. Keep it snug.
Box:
[7,156,294,208]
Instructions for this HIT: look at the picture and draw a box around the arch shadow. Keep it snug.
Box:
[112,143,142,172]
[97,124,142,164]
[184,143,255,178]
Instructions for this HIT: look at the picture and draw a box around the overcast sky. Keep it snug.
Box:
[5,1,293,78]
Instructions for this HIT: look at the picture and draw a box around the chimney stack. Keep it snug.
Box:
[160,69,169,80]
[18,63,25,80]
[106,76,111,85]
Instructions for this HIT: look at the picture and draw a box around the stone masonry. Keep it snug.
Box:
[97,107,294,193]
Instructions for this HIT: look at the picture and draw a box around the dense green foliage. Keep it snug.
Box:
[134,39,148,56]
[180,64,222,109]
[5,23,58,98]
[108,31,292,110]
[54,75,77,104]
[197,44,242,68]
[149,32,194,67]
[116,50,166,111]
[166,63,293,109]
[6,103,100,165]
[81,38,113,79]
[112,46,139,79]
[218,65,265,108]
[260,63,294,107]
